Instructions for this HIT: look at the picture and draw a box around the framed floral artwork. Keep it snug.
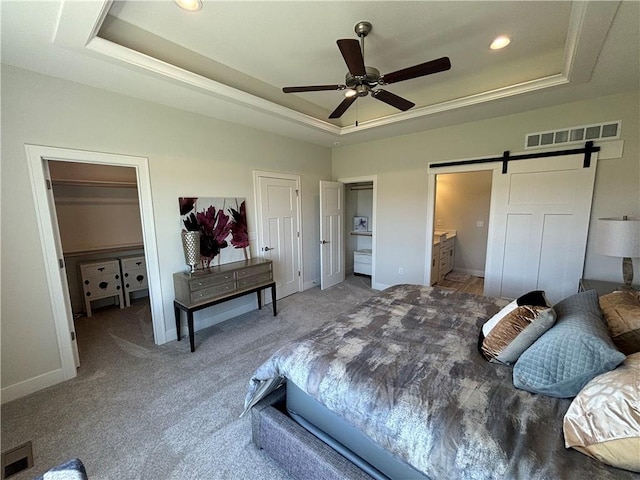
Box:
[179,197,250,268]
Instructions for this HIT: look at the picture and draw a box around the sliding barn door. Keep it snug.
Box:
[484,153,597,304]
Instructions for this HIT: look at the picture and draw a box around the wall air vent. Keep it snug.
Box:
[525,121,621,150]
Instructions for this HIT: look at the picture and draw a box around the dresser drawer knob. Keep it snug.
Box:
[84,280,89,285]
[99,282,108,290]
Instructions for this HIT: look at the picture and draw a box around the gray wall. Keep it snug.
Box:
[333,91,640,289]
[1,65,332,395]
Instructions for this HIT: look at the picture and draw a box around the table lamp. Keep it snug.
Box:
[595,216,640,290]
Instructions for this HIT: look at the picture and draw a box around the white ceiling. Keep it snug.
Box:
[1,1,638,147]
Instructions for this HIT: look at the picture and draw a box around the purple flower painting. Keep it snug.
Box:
[179,197,250,268]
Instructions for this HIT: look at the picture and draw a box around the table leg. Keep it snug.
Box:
[257,290,263,310]
[174,303,181,341]
[188,311,195,352]
[271,284,277,316]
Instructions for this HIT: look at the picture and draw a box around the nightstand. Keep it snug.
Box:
[579,278,639,296]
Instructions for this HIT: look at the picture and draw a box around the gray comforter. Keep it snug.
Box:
[245,284,638,479]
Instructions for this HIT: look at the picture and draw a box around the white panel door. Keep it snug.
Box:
[320,181,344,290]
[257,174,301,299]
[44,161,80,368]
[485,153,597,304]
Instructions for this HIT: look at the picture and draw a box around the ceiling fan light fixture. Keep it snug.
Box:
[490,35,511,50]
[175,0,202,12]
[344,89,357,98]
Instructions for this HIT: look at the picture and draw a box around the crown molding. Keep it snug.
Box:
[53,0,616,138]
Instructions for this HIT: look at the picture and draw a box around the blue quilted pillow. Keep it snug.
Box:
[513,290,625,398]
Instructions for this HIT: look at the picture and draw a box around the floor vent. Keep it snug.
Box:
[1,441,33,479]
[525,121,621,149]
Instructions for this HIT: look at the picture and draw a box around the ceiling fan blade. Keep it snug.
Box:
[371,89,415,111]
[337,39,366,77]
[328,95,358,119]
[380,57,451,85]
[283,84,344,93]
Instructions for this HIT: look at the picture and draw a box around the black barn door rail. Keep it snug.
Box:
[429,141,600,174]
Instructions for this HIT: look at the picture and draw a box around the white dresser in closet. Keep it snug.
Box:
[118,255,148,307]
[79,259,124,317]
[354,249,372,276]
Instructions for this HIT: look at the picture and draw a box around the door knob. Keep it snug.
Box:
[263,246,274,251]
[320,240,329,244]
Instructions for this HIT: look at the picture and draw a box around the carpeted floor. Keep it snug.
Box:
[1,275,375,479]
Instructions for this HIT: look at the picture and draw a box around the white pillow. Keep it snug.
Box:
[482,290,550,336]
[482,300,517,336]
[563,352,640,472]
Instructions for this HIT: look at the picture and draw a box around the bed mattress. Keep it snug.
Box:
[246,284,639,479]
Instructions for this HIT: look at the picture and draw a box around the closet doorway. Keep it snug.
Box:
[49,162,150,364]
[26,145,164,383]
[338,175,378,289]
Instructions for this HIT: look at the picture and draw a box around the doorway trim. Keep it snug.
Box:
[425,161,501,289]
[25,144,165,383]
[337,175,379,290]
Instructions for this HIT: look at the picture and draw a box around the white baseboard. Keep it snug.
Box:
[1,369,65,404]
[167,298,257,344]
[372,281,389,291]
[303,279,320,290]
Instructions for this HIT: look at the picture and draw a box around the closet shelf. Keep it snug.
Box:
[350,231,372,236]
[52,179,137,188]
[64,243,144,257]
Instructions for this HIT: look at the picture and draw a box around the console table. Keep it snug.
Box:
[173,258,276,352]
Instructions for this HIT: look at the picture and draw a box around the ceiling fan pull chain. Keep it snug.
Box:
[355,99,359,127]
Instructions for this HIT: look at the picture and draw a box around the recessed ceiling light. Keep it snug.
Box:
[175,0,202,12]
[490,35,511,50]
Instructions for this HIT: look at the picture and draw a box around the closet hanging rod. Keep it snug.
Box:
[429,141,600,174]
[349,186,373,191]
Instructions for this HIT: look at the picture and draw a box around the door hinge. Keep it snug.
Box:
[58,258,64,269]
[46,179,52,190]
[295,189,299,197]
[71,331,76,341]
[297,232,300,238]
[298,271,301,277]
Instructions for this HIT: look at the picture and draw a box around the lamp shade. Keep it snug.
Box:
[595,217,640,258]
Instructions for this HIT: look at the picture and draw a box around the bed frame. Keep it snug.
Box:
[251,387,376,480]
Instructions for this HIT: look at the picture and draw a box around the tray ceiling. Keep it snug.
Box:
[2,1,638,146]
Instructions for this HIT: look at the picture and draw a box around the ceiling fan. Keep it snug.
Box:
[282,21,451,119]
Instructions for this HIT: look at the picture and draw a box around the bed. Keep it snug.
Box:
[244,284,639,479]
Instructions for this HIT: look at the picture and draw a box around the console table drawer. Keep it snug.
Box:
[237,263,272,279]
[173,258,273,307]
[190,271,235,291]
[238,272,272,289]
[190,281,235,303]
